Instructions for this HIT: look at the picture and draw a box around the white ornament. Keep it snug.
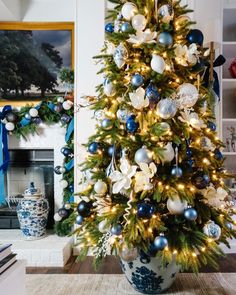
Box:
[167,197,188,214]
[200,137,214,151]
[134,146,153,164]
[98,219,110,233]
[179,109,205,130]
[132,14,147,32]
[177,83,199,108]
[64,203,71,210]
[156,98,177,119]
[151,54,166,74]
[109,158,137,194]
[104,78,116,97]
[54,212,62,222]
[59,167,66,174]
[158,4,174,23]
[113,43,129,69]
[162,142,175,163]
[57,97,64,103]
[116,109,130,123]
[60,180,68,189]
[5,122,15,131]
[134,162,157,193]
[29,108,38,118]
[128,29,157,45]
[62,100,73,110]
[203,221,221,240]
[121,2,138,20]
[94,180,107,195]
[94,109,106,121]
[129,87,149,110]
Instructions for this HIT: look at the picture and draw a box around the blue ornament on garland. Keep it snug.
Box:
[131,74,144,88]
[191,170,210,189]
[137,201,155,219]
[69,184,74,193]
[214,149,223,160]
[88,142,101,154]
[186,148,193,158]
[61,114,71,124]
[187,29,204,46]
[171,166,183,178]
[105,23,114,33]
[121,22,132,33]
[25,113,31,120]
[54,103,63,113]
[184,208,198,221]
[154,235,168,250]
[61,147,73,157]
[157,32,173,47]
[77,201,93,217]
[145,82,160,105]
[54,166,65,175]
[207,121,216,132]
[58,208,69,218]
[126,115,139,133]
[101,118,113,130]
[76,215,84,225]
[111,224,123,236]
[32,117,42,125]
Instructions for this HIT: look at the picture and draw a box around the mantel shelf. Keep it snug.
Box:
[222,118,236,122]
[222,78,236,82]
[223,152,236,156]
[223,41,236,45]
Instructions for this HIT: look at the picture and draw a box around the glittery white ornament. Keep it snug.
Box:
[104,78,116,97]
[177,83,199,109]
[94,180,107,195]
[60,180,68,189]
[98,219,110,233]
[113,43,129,69]
[121,2,138,20]
[132,14,147,32]
[54,213,62,222]
[167,197,188,214]
[156,99,177,119]
[62,100,73,110]
[116,109,130,123]
[29,108,38,117]
[151,54,166,74]
[5,122,15,131]
[203,221,221,240]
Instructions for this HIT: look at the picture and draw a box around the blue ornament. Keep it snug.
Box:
[187,29,204,46]
[54,103,63,113]
[88,142,100,154]
[77,201,93,217]
[184,208,198,221]
[191,170,210,189]
[32,117,42,124]
[214,149,223,160]
[137,201,155,219]
[69,184,74,193]
[225,222,233,230]
[186,148,193,158]
[105,23,114,33]
[111,224,122,236]
[207,121,216,131]
[154,235,168,250]
[76,215,84,225]
[61,147,73,157]
[187,159,194,167]
[121,22,132,33]
[145,83,160,105]
[131,74,144,88]
[25,113,31,120]
[58,208,69,218]
[157,32,173,47]
[61,114,71,123]
[54,166,65,175]
[171,166,183,178]
[126,115,139,133]
[101,118,113,130]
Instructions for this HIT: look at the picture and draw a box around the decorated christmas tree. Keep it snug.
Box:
[72,0,236,290]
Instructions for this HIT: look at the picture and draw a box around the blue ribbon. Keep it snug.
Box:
[65,158,74,171]
[47,102,55,112]
[65,117,74,142]
[203,55,226,100]
[0,124,6,204]
[69,194,74,203]
[19,117,31,127]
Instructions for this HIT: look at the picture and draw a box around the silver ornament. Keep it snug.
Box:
[167,197,187,214]
[104,78,116,97]
[158,4,174,23]
[94,180,107,195]
[64,203,71,210]
[94,109,106,121]
[113,43,128,69]
[156,98,177,119]
[98,219,110,233]
[120,244,138,262]
[135,146,153,164]
[116,109,130,123]
[121,2,138,21]
[57,97,64,103]
[177,83,199,109]
[203,221,221,240]
[162,142,175,163]
[106,147,118,177]
[101,118,113,130]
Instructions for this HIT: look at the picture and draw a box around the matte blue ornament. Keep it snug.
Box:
[157,32,173,47]
[88,142,100,154]
[25,113,31,120]
[191,170,210,189]
[184,208,198,221]
[76,215,84,225]
[101,118,113,130]
[171,166,183,178]
[121,22,132,33]
[145,83,160,105]
[131,74,144,88]
[187,29,204,46]
[77,201,93,217]
[61,147,73,157]
[207,121,216,131]
[58,208,69,218]
[137,201,155,219]
[61,114,71,123]
[126,115,139,133]
[105,23,114,33]
[111,224,122,236]
[214,149,223,160]
[154,235,168,250]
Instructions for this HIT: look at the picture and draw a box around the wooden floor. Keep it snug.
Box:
[26,254,236,274]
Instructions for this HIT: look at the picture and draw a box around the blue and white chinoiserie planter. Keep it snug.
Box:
[121,252,180,294]
[16,182,49,241]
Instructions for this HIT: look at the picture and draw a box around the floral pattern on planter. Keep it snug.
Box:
[17,198,49,240]
[121,253,180,294]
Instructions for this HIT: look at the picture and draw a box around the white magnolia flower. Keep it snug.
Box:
[128,29,157,45]
[202,186,228,208]
[178,109,206,130]
[129,87,149,110]
[105,41,116,55]
[110,158,137,194]
[174,43,199,66]
[93,195,112,216]
[134,162,157,193]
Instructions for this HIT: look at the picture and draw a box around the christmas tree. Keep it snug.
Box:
[74,0,236,273]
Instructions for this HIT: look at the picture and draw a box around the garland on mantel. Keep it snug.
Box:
[0,96,74,236]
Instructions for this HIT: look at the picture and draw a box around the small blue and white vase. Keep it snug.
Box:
[17,182,49,241]
[121,252,180,294]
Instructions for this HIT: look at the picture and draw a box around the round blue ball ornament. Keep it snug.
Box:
[157,32,173,47]
[171,166,183,178]
[76,215,84,225]
[154,235,168,250]
[126,115,139,133]
[88,142,100,154]
[105,23,114,33]
[184,208,198,221]
[131,74,144,88]
[214,149,223,161]
[207,121,216,131]
[121,22,132,33]
[111,224,123,236]
[187,29,204,46]
[145,83,160,104]
[101,118,113,130]
[137,201,155,219]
